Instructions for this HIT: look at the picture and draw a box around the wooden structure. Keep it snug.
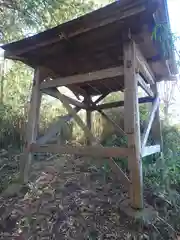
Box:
[2,0,177,209]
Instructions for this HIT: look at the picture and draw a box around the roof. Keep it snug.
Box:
[1,0,178,96]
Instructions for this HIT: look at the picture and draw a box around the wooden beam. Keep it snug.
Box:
[124,40,143,209]
[89,96,154,111]
[20,68,42,182]
[142,145,160,158]
[40,66,124,89]
[37,106,81,144]
[30,143,130,158]
[136,45,155,85]
[137,74,154,97]
[141,96,160,151]
[42,87,87,109]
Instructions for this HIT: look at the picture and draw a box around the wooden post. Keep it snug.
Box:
[151,83,163,151]
[124,40,143,209]
[20,68,42,182]
[86,95,92,145]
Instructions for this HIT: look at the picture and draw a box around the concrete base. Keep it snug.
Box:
[119,199,158,224]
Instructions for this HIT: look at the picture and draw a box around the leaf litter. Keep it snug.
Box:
[0,153,179,239]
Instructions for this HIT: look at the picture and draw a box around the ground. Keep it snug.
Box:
[0,151,179,239]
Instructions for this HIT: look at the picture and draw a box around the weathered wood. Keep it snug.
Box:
[142,145,160,157]
[151,84,163,151]
[40,66,124,89]
[141,96,160,151]
[37,107,81,144]
[137,74,154,97]
[42,88,87,109]
[89,96,154,111]
[20,68,42,182]
[124,40,143,209]
[136,44,155,85]
[30,143,130,158]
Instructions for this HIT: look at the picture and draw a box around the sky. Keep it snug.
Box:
[166,0,180,123]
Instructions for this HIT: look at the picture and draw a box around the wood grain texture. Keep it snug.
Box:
[30,144,131,158]
[40,66,124,89]
[124,40,143,209]
[20,68,42,182]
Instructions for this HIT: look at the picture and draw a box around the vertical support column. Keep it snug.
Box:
[86,95,92,145]
[151,83,163,151]
[20,68,42,182]
[124,40,143,209]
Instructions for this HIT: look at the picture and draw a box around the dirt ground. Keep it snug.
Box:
[0,153,179,239]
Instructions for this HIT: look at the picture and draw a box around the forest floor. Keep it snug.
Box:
[0,150,180,240]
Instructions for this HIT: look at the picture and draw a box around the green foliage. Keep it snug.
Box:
[0,103,24,149]
[0,0,97,42]
[152,23,180,66]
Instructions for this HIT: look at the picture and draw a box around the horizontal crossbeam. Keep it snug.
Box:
[30,143,131,158]
[40,66,123,89]
[89,96,154,111]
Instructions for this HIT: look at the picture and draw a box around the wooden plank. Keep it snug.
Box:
[37,107,81,144]
[30,143,130,158]
[142,145,160,158]
[136,45,155,85]
[124,40,143,209]
[89,96,154,111]
[141,96,160,151]
[20,68,42,183]
[40,66,124,89]
[137,74,154,97]
[42,87,87,109]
